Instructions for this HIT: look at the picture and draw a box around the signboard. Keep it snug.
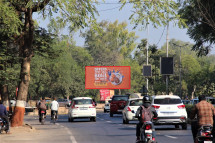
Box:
[100,90,110,101]
[85,66,130,89]
[160,57,174,75]
[143,65,152,76]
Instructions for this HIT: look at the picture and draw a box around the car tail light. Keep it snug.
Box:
[152,105,160,109]
[145,125,152,130]
[177,105,185,109]
[127,107,131,111]
[180,117,186,120]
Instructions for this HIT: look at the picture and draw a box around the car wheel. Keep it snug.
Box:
[175,125,180,129]
[104,109,106,113]
[68,117,71,122]
[110,112,113,117]
[182,123,187,130]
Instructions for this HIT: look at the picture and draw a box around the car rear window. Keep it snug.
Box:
[129,100,142,106]
[154,98,182,104]
[74,99,92,105]
[112,96,128,101]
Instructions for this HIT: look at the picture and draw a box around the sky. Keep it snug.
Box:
[73,1,194,49]
[34,0,194,50]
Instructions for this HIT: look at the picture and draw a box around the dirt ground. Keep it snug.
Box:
[1,123,37,136]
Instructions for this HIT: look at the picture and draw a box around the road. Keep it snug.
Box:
[7,112,194,143]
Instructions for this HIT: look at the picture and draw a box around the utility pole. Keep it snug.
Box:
[166,20,169,95]
[146,20,149,93]
[173,43,188,98]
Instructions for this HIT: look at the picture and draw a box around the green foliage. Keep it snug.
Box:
[120,0,187,29]
[179,0,215,56]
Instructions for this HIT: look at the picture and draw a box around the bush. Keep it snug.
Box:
[185,104,194,118]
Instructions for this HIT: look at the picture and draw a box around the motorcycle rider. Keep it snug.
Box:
[135,95,158,143]
[37,97,47,122]
[190,95,215,141]
[0,100,9,132]
[50,97,59,120]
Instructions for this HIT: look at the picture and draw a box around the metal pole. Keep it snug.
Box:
[179,46,182,98]
[166,21,169,95]
[146,21,149,93]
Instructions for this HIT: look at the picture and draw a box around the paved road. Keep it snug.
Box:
[1,112,194,143]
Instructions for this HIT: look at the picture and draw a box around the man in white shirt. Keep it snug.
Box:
[51,97,59,120]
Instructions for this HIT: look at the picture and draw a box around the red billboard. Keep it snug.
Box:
[85,66,130,89]
[100,90,110,101]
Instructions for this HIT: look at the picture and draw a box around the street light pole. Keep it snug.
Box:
[173,43,188,98]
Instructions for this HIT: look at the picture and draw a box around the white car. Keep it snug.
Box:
[104,99,111,113]
[68,97,96,122]
[151,95,188,129]
[122,98,142,124]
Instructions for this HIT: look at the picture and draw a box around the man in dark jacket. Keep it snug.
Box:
[190,95,215,141]
[135,96,158,143]
[0,100,9,132]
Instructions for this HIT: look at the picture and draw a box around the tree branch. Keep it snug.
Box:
[32,0,50,12]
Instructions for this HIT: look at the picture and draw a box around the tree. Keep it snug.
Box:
[179,0,215,56]
[82,20,138,66]
[3,0,99,127]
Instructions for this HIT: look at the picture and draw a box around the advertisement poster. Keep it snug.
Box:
[100,90,110,101]
[85,66,130,89]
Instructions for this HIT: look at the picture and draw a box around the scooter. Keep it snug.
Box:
[0,117,9,134]
[140,121,156,143]
[195,124,214,143]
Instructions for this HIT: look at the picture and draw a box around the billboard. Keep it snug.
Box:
[100,90,110,101]
[100,89,115,101]
[85,66,130,89]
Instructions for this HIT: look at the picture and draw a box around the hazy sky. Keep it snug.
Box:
[34,1,194,49]
[74,1,194,49]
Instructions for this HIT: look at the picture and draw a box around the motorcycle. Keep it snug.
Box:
[40,110,46,125]
[140,121,156,143]
[0,117,9,134]
[195,124,214,143]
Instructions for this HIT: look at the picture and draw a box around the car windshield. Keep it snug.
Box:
[154,98,182,104]
[112,96,128,101]
[74,99,92,105]
[129,99,142,106]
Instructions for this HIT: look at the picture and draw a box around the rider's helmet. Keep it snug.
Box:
[199,95,206,102]
[143,95,150,103]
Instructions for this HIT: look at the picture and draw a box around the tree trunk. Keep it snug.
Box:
[11,8,33,127]
[0,84,10,111]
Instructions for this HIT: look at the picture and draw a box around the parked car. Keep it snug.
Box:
[57,99,71,107]
[110,95,129,117]
[68,97,96,122]
[151,95,187,130]
[104,99,111,113]
[122,98,142,124]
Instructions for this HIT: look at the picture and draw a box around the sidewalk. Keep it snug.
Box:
[0,115,72,143]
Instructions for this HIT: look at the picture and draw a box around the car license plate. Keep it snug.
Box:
[204,141,212,143]
[145,130,152,133]
[80,107,88,110]
[118,110,122,112]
